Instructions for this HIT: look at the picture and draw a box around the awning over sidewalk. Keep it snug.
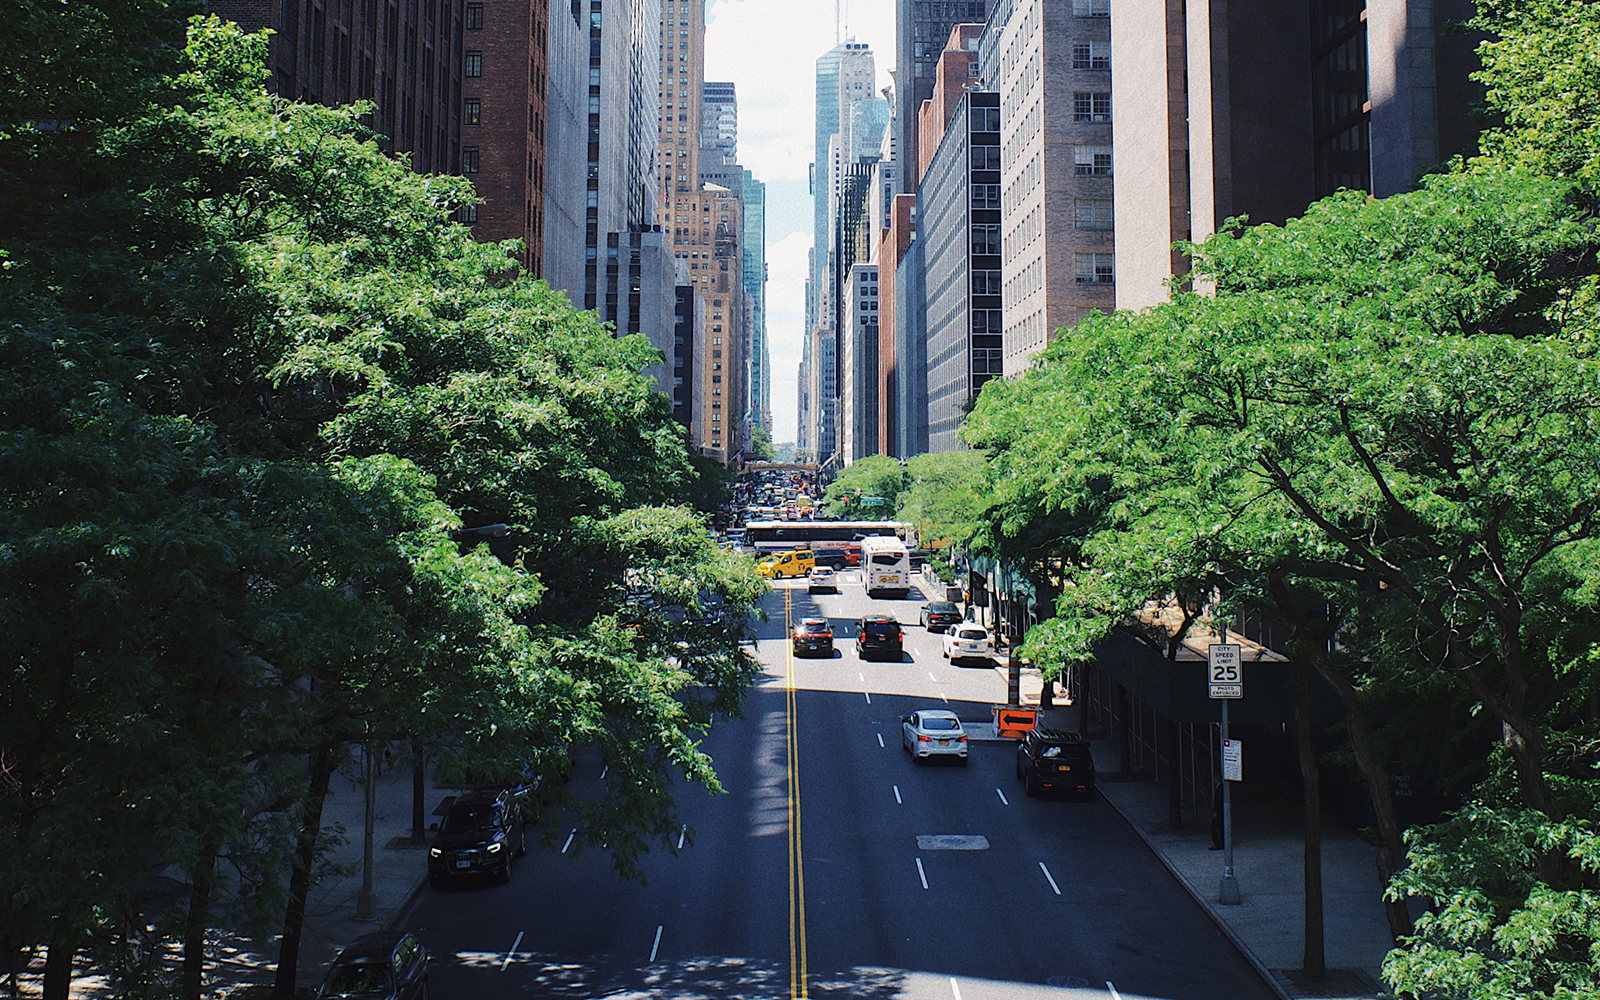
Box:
[1090,627,1340,725]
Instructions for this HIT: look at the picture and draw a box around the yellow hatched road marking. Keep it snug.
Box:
[784,588,810,999]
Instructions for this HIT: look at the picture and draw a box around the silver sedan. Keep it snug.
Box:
[901,710,969,763]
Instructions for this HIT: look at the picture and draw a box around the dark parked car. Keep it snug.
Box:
[919,601,962,632]
[428,789,525,886]
[317,932,429,1000]
[856,615,904,661]
[1016,728,1096,797]
[792,617,834,656]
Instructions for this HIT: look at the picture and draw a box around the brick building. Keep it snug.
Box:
[458,0,551,275]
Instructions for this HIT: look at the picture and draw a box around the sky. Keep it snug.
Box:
[704,0,896,445]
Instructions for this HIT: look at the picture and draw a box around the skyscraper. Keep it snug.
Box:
[895,0,996,196]
[702,81,738,166]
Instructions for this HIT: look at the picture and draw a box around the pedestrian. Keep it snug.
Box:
[1209,781,1225,850]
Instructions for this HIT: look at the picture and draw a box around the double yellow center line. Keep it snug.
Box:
[784,587,810,999]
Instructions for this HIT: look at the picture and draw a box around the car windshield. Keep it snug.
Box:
[921,717,960,732]
[870,554,902,565]
[799,620,829,632]
[1041,745,1063,757]
[440,804,500,834]
[957,628,986,640]
[928,602,956,612]
[322,963,392,997]
[864,621,897,634]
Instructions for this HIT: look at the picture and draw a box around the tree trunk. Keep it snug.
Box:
[1296,660,1326,980]
[274,747,336,998]
[1304,645,1413,941]
[411,736,426,841]
[182,839,220,1000]
[41,925,72,1000]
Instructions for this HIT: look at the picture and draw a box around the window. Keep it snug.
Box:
[463,98,480,125]
[971,145,1001,171]
[971,270,1002,295]
[971,183,1000,209]
[1075,198,1114,230]
[1073,0,1110,15]
[971,224,1001,255]
[968,61,981,77]
[458,203,478,223]
[1075,145,1113,176]
[1076,253,1115,284]
[462,146,479,173]
[1074,92,1112,123]
[972,347,1004,376]
[465,3,483,28]
[465,51,482,77]
[1073,42,1109,70]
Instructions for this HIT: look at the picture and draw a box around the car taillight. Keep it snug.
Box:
[957,735,968,743]
[918,735,932,742]
[898,631,905,641]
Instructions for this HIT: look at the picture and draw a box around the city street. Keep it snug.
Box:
[400,575,1277,1000]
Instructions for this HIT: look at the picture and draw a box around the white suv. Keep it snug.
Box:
[941,624,992,665]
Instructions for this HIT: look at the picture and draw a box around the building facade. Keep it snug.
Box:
[841,263,881,464]
[979,0,1115,376]
[1110,0,1482,311]
[215,0,466,179]
[895,0,996,196]
[921,89,1002,452]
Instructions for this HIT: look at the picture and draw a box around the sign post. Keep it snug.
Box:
[1209,643,1243,905]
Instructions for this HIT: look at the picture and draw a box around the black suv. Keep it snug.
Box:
[856,615,904,661]
[919,601,962,632]
[1016,728,1096,797]
[317,932,429,999]
[428,789,526,886]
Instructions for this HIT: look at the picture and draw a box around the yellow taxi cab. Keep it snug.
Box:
[757,550,816,579]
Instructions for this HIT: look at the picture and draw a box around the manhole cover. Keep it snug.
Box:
[1045,975,1089,988]
[915,835,990,850]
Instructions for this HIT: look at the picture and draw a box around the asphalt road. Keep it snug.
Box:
[401,573,1278,1000]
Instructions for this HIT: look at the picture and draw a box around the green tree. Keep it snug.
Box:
[896,450,989,551]
[966,168,1600,955]
[1472,0,1600,184]
[821,454,905,518]
[0,16,763,997]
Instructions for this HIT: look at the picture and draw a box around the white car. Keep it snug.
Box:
[901,710,969,762]
[807,566,837,593]
[942,624,993,665]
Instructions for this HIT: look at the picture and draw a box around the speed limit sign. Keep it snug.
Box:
[1208,644,1243,699]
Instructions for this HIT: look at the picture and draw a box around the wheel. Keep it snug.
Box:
[419,978,429,1000]
[1016,755,1025,779]
[960,755,970,766]
[428,875,443,890]
[1025,772,1040,797]
[515,828,527,857]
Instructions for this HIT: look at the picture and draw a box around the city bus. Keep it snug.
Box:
[742,520,917,566]
[860,534,912,598]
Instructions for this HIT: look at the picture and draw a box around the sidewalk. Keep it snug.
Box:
[10,755,438,998]
[211,754,438,998]
[1036,705,1395,1000]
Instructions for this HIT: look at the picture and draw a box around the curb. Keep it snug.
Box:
[384,872,431,933]
[1095,781,1291,1000]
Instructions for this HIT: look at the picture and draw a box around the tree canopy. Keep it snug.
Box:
[0,15,762,997]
